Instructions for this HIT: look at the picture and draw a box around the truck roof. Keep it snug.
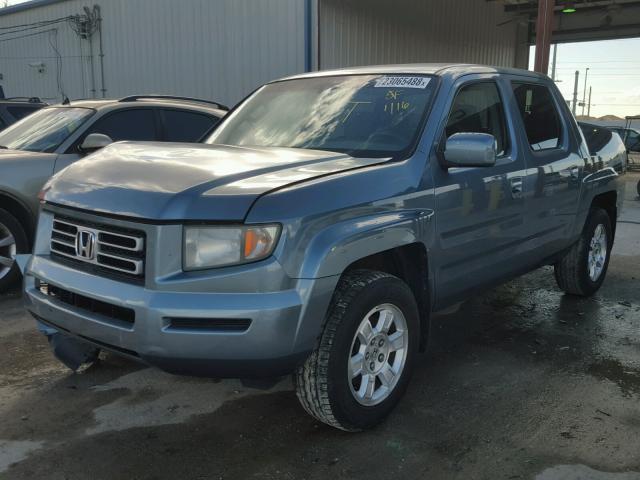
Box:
[277,63,549,83]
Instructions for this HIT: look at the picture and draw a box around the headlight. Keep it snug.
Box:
[183,224,281,270]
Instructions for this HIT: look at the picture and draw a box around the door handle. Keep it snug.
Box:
[510,177,523,199]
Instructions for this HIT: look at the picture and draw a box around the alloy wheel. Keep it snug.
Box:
[348,303,408,406]
[0,221,16,280]
[587,223,607,282]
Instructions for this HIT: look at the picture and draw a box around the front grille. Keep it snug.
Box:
[50,216,145,280]
[37,280,135,326]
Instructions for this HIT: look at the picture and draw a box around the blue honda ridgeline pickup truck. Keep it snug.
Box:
[24,64,626,431]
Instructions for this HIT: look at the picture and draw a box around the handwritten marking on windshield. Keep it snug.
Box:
[384,101,410,115]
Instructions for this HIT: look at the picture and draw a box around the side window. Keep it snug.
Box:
[445,82,508,156]
[7,106,40,120]
[511,82,562,151]
[86,109,157,142]
[626,130,640,151]
[162,110,218,142]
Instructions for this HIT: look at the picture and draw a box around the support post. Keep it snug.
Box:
[581,68,590,116]
[572,70,579,115]
[587,87,592,117]
[534,0,555,74]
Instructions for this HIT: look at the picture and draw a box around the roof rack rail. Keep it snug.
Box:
[118,95,229,111]
[5,96,42,103]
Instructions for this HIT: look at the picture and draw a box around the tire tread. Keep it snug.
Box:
[554,207,611,296]
[294,270,395,431]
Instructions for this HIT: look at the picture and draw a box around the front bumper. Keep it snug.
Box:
[24,255,337,378]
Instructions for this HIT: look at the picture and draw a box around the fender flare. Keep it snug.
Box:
[294,208,434,279]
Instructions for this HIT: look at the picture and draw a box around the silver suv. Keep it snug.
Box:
[0,95,226,291]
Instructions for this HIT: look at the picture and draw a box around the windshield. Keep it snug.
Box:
[207,74,436,158]
[0,107,93,153]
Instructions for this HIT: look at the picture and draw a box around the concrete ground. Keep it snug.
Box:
[0,174,639,480]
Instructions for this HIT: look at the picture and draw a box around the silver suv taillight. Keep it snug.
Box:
[50,216,145,277]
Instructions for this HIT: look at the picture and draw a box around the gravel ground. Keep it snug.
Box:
[0,173,638,480]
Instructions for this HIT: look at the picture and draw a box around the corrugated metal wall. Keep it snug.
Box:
[0,0,305,105]
[319,0,525,69]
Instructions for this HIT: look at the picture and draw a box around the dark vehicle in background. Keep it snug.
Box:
[607,126,640,153]
[578,122,627,173]
[0,95,227,291]
[0,97,47,131]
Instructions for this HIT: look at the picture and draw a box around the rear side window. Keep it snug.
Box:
[445,82,508,156]
[7,105,40,120]
[162,110,217,142]
[512,82,562,151]
[86,109,157,142]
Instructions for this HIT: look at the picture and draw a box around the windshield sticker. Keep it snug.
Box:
[374,76,430,89]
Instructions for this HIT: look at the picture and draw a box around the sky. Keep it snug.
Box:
[529,38,640,119]
[3,0,640,118]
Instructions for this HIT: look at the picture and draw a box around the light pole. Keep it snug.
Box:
[572,70,579,115]
[581,67,589,116]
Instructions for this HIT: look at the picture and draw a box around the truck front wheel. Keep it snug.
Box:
[554,208,613,296]
[294,269,419,431]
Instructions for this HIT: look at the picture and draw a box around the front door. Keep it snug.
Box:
[430,76,527,308]
[54,108,160,174]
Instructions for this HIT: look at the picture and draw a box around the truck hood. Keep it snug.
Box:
[45,141,386,221]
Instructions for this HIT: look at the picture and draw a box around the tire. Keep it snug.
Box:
[554,208,612,296]
[0,208,29,293]
[636,179,640,198]
[294,269,420,431]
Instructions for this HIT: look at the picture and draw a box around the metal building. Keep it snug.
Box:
[0,0,638,106]
[0,0,307,104]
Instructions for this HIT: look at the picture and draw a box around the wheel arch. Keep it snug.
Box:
[0,190,36,244]
[590,190,617,241]
[343,243,431,352]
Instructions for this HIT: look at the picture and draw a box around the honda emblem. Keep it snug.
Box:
[75,229,96,260]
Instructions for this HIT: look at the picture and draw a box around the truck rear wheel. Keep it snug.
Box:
[294,269,419,431]
[0,208,28,293]
[554,208,612,296]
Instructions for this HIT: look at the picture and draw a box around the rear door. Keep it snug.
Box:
[159,109,220,142]
[510,79,585,261]
[431,75,527,307]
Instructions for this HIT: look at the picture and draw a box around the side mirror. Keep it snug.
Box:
[79,133,113,152]
[442,132,497,168]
